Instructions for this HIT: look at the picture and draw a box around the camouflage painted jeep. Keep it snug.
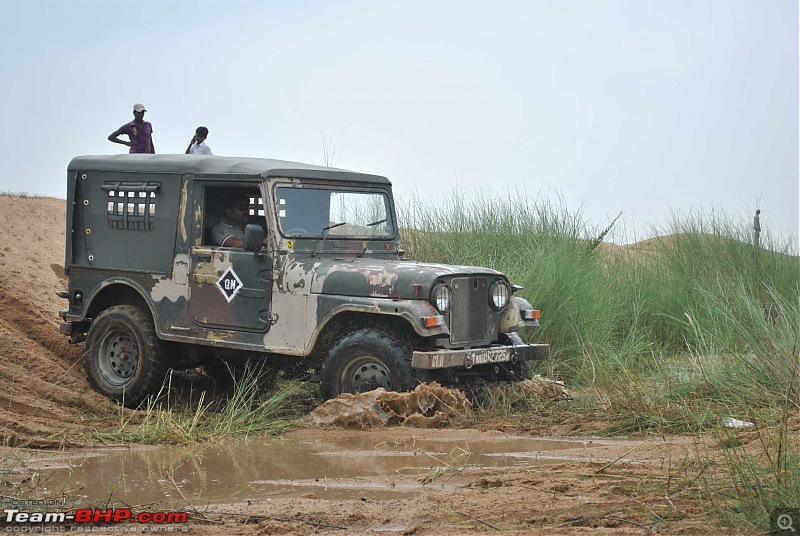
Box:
[59,155,549,407]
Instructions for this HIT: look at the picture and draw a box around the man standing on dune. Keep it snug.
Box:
[753,209,761,248]
[108,103,155,154]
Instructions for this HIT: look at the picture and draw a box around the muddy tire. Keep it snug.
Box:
[320,330,418,400]
[83,305,168,408]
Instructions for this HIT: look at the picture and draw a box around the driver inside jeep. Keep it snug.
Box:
[212,192,266,248]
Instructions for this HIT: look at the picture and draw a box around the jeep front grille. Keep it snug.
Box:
[449,277,488,345]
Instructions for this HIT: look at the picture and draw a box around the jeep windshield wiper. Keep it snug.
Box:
[359,219,387,257]
[312,222,346,257]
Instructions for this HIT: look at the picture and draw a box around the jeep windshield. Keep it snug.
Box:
[276,186,395,238]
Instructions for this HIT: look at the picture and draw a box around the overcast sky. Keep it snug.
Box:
[1,0,797,244]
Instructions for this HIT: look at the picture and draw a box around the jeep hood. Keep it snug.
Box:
[300,258,504,299]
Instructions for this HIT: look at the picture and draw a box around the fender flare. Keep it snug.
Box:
[83,278,159,325]
[305,298,450,355]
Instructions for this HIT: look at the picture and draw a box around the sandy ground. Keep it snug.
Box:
[0,195,117,448]
[0,196,745,534]
[181,427,733,536]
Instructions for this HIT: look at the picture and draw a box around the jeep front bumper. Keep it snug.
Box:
[411,343,550,370]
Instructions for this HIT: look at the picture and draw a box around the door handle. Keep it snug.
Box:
[196,253,212,262]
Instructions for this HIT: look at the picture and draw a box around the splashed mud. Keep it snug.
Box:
[309,383,473,429]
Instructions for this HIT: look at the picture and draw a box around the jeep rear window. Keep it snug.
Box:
[102,182,159,231]
[276,187,394,238]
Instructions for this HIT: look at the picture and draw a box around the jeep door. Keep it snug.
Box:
[187,181,272,332]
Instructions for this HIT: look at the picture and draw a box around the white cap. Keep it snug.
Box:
[133,103,147,112]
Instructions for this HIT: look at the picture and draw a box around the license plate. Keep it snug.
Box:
[470,348,512,365]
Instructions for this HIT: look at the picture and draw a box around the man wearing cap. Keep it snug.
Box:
[108,104,155,154]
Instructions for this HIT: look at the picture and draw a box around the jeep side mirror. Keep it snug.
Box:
[243,224,265,252]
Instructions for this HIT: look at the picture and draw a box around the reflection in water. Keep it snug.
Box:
[8,433,617,505]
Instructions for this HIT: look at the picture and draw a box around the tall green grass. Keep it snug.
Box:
[398,190,799,530]
[399,191,798,411]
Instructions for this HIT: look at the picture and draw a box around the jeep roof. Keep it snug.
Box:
[68,155,391,184]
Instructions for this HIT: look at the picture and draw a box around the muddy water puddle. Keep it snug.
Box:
[3,431,631,505]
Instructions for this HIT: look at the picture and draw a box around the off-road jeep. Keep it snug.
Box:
[59,155,549,407]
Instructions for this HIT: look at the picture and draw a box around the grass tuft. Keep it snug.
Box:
[92,365,304,445]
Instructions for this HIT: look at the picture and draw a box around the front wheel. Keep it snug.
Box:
[320,330,419,400]
[83,305,168,408]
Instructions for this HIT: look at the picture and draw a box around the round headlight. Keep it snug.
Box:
[490,281,510,310]
[431,284,451,313]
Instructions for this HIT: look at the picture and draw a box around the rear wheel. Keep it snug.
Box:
[320,330,419,400]
[83,305,168,408]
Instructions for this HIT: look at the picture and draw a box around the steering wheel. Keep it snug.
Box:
[285,228,308,235]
